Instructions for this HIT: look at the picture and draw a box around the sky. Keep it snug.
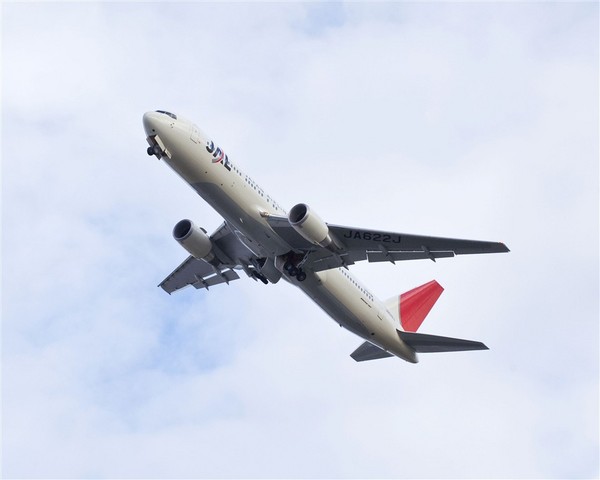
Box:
[2,2,598,479]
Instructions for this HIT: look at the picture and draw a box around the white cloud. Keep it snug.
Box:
[2,2,598,478]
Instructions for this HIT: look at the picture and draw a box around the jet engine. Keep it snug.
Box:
[173,219,215,262]
[288,203,338,249]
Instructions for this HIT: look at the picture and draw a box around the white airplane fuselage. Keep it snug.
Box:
[143,111,418,362]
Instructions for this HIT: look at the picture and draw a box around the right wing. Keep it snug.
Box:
[159,256,240,294]
[159,222,256,294]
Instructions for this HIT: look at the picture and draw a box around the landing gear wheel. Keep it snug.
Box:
[296,270,307,282]
[288,266,299,277]
[283,261,294,273]
[148,144,162,157]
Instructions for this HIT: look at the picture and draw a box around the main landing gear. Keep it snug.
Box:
[251,271,269,285]
[283,261,307,282]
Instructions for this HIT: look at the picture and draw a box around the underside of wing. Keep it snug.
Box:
[210,221,258,265]
[160,222,254,294]
[263,214,315,251]
[265,213,509,272]
[329,225,509,263]
[159,255,240,294]
[351,341,394,361]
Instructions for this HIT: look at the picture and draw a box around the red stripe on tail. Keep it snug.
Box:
[399,280,444,332]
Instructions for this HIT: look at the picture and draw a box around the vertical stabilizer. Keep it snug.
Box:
[400,280,444,331]
[386,280,444,332]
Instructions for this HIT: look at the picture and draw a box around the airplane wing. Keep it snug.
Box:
[159,256,240,293]
[329,225,509,262]
[159,222,256,294]
[265,215,509,272]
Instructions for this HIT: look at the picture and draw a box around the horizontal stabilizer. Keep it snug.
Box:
[351,341,393,362]
[398,330,488,353]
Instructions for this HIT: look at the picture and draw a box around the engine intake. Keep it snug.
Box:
[288,203,337,249]
[173,219,215,262]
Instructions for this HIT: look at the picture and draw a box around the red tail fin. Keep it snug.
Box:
[399,280,444,332]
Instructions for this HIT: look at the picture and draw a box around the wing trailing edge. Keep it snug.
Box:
[159,255,240,294]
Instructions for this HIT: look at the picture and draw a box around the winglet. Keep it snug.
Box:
[399,280,444,332]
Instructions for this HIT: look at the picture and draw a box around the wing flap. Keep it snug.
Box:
[350,341,394,362]
[191,268,240,290]
[398,330,489,353]
[159,255,239,294]
[367,250,455,262]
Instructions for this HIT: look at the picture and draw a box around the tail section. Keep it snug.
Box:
[385,280,444,332]
[397,331,488,352]
[350,341,393,362]
[365,280,489,363]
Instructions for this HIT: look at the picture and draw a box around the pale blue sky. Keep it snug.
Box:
[2,2,598,478]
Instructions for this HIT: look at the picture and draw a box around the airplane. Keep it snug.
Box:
[143,110,509,364]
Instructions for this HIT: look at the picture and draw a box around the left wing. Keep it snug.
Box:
[265,215,509,272]
[329,225,509,262]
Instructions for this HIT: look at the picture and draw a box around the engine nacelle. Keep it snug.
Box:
[173,219,215,262]
[288,203,336,249]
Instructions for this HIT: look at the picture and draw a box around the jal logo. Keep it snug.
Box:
[206,140,232,171]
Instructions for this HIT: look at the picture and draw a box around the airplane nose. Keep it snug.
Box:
[143,111,169,136]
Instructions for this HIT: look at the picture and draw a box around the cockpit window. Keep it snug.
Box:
[156,110,177,120]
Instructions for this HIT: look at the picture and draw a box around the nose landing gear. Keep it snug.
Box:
[147,144,162,157]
